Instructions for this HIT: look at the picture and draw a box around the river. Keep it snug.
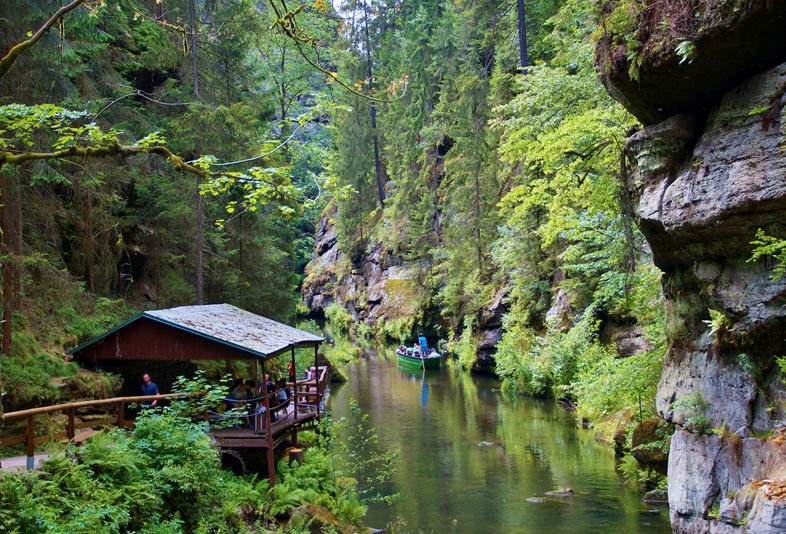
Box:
[329,349,671,534]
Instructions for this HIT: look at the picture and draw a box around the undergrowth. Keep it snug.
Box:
[2,257,133,410]
[0,376,376,533]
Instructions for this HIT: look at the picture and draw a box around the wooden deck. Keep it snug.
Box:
[209,408,319,449]
[1,366,329,486]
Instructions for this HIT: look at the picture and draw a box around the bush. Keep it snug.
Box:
[377,315,416,344]
[325,302,352,334]
[573,346,662,421]
[496,310,604,398]
[446,315,479,371]
[0,374,374,533]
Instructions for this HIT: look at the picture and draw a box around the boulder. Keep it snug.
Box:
[603,323,654,358]
[631,417,670,475]
[644,489,669,505]
[747,482,786,534]
[288,504,360,534]
[545,288,573,329]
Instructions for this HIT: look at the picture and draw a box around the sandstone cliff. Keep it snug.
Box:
[301,202,430,330]
[596,2,786,531]
[301,202,508,367]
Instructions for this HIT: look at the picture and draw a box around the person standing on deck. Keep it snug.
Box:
[418,332,428,359]
[141,372,160,407]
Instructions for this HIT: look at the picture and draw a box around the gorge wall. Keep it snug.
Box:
[301,202,508,366]
[596,2,786,532]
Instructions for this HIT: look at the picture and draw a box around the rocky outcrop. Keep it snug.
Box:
[302,204,509,361]
[475,284,509,367]
[302,204,426,326]
[631,417,671,475]
[595,0,786,124]
[598,9,786,529]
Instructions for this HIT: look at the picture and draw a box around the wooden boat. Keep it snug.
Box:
[396,346,441,369]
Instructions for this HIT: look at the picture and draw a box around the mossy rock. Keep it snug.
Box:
[631,417,671,475]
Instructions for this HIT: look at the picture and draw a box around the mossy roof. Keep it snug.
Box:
[69,303,323,360]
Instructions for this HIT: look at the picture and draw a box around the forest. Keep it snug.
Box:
[1,0,786,532]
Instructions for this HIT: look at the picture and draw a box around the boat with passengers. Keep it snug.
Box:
[396,345,441,369]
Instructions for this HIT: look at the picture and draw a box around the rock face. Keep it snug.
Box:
[302,203,426,327]
[595,1,786,124]
[302,204,508,364]
[597,6,786,529]
[631,417,671,475]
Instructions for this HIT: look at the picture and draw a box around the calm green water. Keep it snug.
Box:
[329,351,671,534]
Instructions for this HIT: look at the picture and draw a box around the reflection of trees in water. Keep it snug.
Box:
[331,354,669,534]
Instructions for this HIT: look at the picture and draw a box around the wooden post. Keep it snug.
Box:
[26,414,34,470]
[291,346,298,444]
[116,402,125,428]
[287,447,304,466]
[314,345,320,422]
[261,358,275,487]
[67,407,75,441]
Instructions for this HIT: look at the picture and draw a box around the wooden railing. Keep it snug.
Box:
[2,393,185,470]
[1,367,330,472]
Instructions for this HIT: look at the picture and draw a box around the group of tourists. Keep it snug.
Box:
[227,375,291,426]
[138,371,294,429]
[398,332,433,358]
[138,366,322,432]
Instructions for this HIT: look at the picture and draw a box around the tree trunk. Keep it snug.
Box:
[85,186,94,293]
[0,167,13,357]
[12,173,21,309]
[190,0,204,305]
[475,168,482,271]
[619,151,637,272]
[362,0,385,208]
[517,0,528,70]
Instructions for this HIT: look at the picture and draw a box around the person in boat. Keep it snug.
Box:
[412,343,421,357]
[418,332,428,358]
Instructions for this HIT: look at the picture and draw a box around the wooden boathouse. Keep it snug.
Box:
[3,304,326,485]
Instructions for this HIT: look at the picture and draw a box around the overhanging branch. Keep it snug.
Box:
[0,0,85,80]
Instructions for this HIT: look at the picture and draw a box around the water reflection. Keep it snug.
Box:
[330,354,670,534]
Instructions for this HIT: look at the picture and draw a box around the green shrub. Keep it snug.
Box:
[378,315,416,344]
[573,345,662,421]
[325,302,352,334]
[446,315,478,371]
[0,373,376,533]
[496,310,604,398]
[670,391,711,434]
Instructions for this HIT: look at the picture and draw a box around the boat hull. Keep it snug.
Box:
[397,351,441,369]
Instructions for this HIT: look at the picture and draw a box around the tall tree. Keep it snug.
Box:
[189,0,204,305]
[517,0,528,69]
[362,0,385,208]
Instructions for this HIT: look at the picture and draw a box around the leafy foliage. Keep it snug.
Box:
[0,375,375,532]
[749,228,786,280]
